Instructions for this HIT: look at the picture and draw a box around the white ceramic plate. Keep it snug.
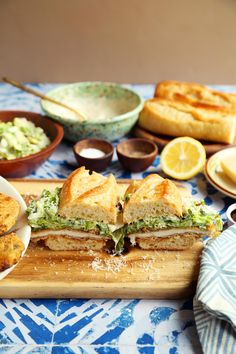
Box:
[205,147,236,199]
[0,176,31,280]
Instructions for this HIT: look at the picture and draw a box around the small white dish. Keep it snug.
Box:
[205,147,236,199]
[0,176,31,280]
[226,203,236,227]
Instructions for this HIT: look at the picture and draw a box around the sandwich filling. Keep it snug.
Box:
[27,188,125,252]
[27,188,222,253]
[125,199,222,244]
[27,188,111,235]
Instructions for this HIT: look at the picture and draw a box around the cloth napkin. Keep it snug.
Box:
[194,224,236,354]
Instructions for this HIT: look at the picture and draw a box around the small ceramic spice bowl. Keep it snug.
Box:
[73,138,114,172]
[226,203,236,227]
[116,138,158,172]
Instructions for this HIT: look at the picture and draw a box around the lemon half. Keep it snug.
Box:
[161,137,206,180]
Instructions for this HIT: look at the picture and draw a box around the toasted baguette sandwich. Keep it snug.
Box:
[122,174,222,250]
[155,80,236,112]
[27,167,119,251]
[138,98,236,144]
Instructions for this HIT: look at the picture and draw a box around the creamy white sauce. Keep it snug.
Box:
[48,97,135,122]
[79,148,105,158]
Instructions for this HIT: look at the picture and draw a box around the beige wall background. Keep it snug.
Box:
[0,0,236,84]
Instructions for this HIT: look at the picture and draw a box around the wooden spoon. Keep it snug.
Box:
[2,77,87,121]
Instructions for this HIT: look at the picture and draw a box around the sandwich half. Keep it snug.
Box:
[27,167,119,251]
[122,174,222,250]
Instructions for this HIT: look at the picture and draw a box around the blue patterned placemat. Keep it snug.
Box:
[0,83,235,354]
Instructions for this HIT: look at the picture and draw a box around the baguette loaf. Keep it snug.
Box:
[138,98,236,144]
[155,80,236,111]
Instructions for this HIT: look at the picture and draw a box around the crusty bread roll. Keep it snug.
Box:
[59,166,117,224]
[138,98,236,144]
[155,80,236,111]
[123,174,183,224]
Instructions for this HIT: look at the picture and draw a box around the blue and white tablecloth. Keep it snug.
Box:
[0,83,235,354]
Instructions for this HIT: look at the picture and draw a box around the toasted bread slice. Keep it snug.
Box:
[59,167,117,224]
[123,174,182,224]
[0,193,20,234]
[0,232,24,271]
[155,80,236,111]
[138,98,236,144]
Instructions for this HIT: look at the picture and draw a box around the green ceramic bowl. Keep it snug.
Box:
[41,82,144,142]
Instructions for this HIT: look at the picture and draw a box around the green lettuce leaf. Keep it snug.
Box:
[111,226,127,254]
[126,200,222,234]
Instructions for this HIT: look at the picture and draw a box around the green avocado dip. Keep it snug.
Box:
[0,117,50,160]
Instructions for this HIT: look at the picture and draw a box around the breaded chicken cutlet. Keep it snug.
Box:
[0,232,24,271]
[0,192,20,234]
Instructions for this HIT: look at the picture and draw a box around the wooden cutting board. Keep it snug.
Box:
[133,125,236,157]
[0,179,203,299]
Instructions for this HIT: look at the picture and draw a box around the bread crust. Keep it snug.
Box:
[123,174,183,224]
[0,193,20,234]
[0,232,24,271]
[138,98,236,144]
[59,167,117,224]
[155,80,236,112]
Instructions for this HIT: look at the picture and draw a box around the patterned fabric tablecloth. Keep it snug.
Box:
[0,83,235,354]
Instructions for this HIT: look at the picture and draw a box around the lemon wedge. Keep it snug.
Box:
[160,137,206,180]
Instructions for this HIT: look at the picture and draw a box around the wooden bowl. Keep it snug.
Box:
[73,138,114,172]
[116,138,158,172]
[0,111,64,178]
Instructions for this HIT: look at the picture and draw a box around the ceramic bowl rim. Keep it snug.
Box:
[41,81,144,125]
[0,110,64,165]
[226,203,236,226]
